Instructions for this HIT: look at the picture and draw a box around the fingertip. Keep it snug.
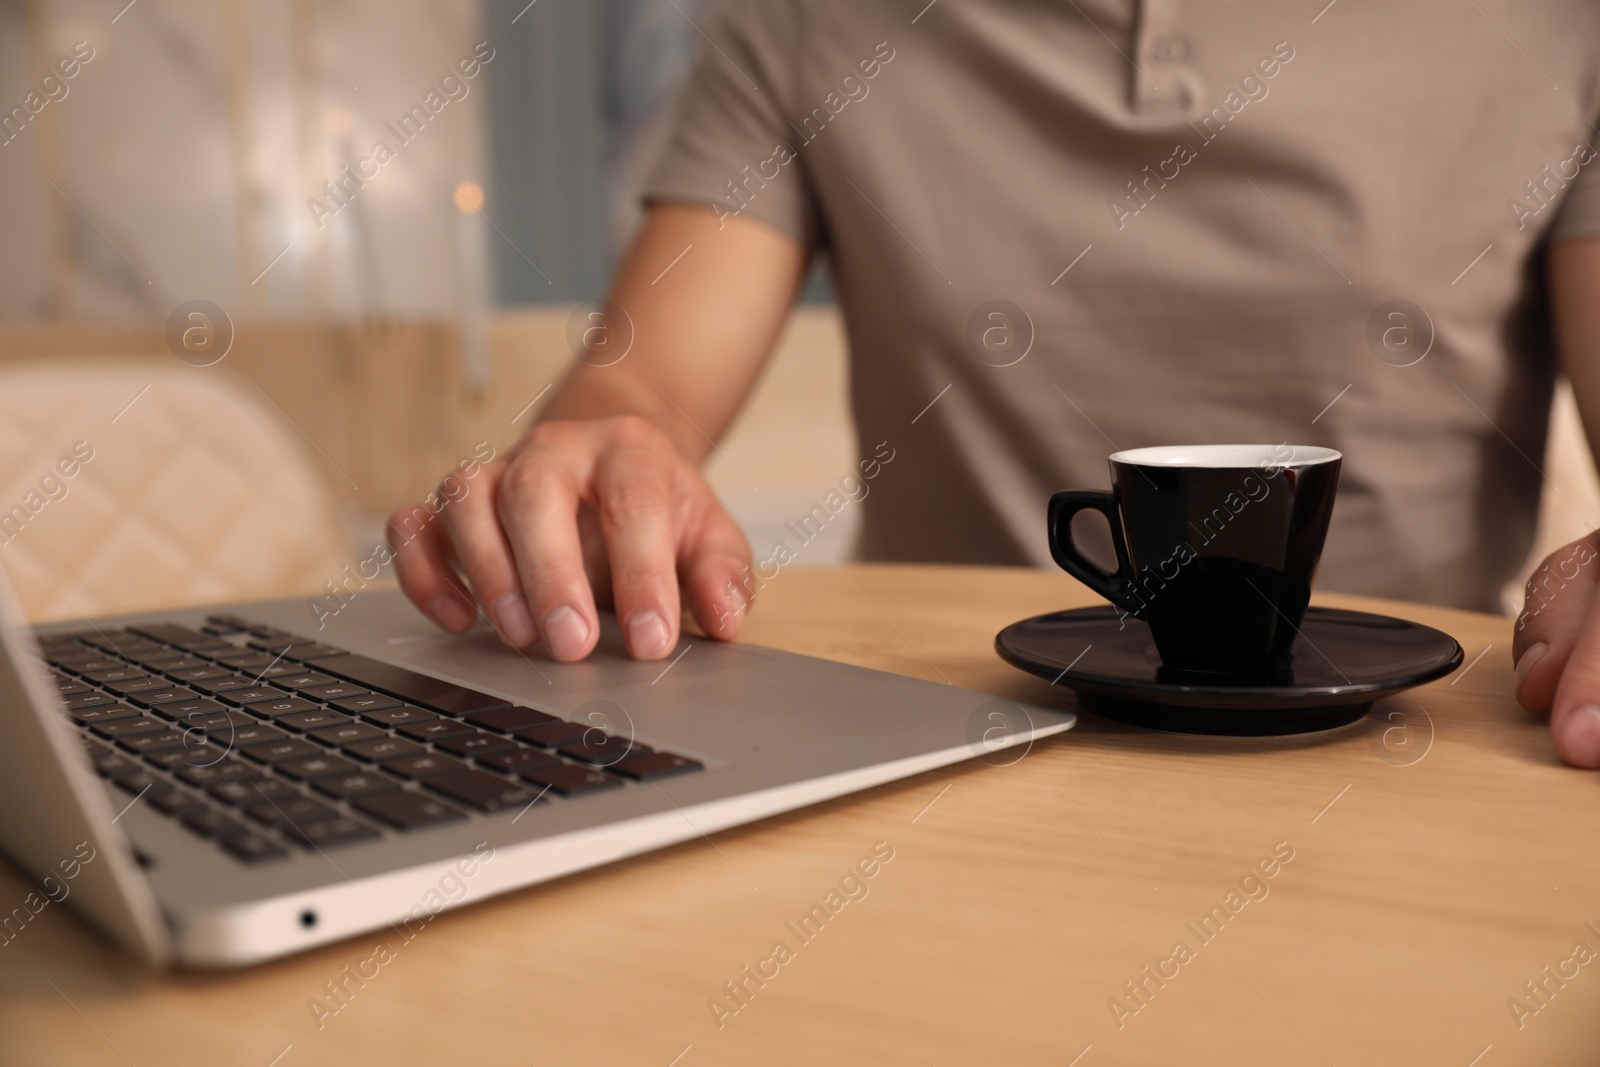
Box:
[541,604,595,662]
[1514,641,1556,712]
[687,569,751,643]
[429,594,476,634]
[1554,705,1600,769]
[490,592,537,648]
[624,610,674,659]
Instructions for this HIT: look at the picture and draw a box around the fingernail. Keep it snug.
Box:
[1515,642,1549,687]
[542,605,590,660]
[492,593,535,646]
[625,610,672,659]
[1559,705,1600,767]
[429,595,475,632]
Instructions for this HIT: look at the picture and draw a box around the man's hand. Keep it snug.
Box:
[386,203,809,661]
[389,416,753,661]
[1514,533,1600,767]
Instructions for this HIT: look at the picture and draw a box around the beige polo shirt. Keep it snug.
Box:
[644,0,1600,612]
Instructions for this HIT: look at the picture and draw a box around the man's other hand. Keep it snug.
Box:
[1514,532,1600,767]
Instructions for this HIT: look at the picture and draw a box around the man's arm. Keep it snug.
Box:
[1513,236,1600,766]
[389,203,811,661]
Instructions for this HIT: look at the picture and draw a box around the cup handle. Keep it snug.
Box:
[1047,490,1141,614]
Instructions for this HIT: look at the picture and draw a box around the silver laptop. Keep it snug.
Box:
[0,571,1074,967]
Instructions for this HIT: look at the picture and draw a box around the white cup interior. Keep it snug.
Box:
[1108,444,1342,468]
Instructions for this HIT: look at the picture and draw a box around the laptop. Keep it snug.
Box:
[0,570,1074,967]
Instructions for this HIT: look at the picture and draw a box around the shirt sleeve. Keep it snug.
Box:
[641,0,821,247]
[1549,137,1600,240]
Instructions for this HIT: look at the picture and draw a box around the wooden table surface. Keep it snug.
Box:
[2,564,1596,1066]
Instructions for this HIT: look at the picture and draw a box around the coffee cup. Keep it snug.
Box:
[1047,444,1341,675]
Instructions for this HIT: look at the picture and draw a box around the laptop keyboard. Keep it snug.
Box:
[36,615,703,865]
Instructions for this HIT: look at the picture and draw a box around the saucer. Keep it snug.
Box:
[994,606,1463,735]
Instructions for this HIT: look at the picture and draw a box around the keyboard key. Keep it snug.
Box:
[344,737,423,762]
[176,760,263,787]
[518,764,621,796]
[163,665,236,684]
[250,662,310,680]
[360,705,437,727]
[396,718,474,742]
[298,683,372,702]
[84,666,153,684]
[243,696,319,718]
[146,747,220,771]
[209,649,271,666]
[423,770,539,813]
[217,687,289,707]
[282,642,347,661]
[91,715,167,740]
[104,679,178,698]
[327,694,401,715]
[190,675,258,695]
[91,749,138,776]
[310,721,385,746]
[171,709,257,734]
[276,754,362,781]
[245,795,338,829]
[216,721,287,746]
[242,738,323,765]
[435,731,516,759]
[252,625,302,640]
[180,808,252,840]
[126,687,201,708]
[314,654,512,716]
[208,777,296,806]
[67,702,143,726]
[61,660,128,677]
[464,706,560,733]
[610,752,705,781]
[313,772,401,801]
[274,671,338,691]
[277,709,354,732]
[515,721,589,748]
[247,636,303,652]
[220,833,290,863]
[559,735,649,767]
[118,730,191,755]
[149,788,205,815]
[476,747,561,774]
[55,682,91,697]
[184,642,240,658]
[128,623,212,646]
[354,791,468,830]
[141,653,207,670]
[148,698,226,721]
[111,768,165,795]
[286,816,381,848]
[381,752,468,780]
[63,692,117,712]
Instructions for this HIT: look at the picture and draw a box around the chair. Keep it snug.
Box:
[0,359,354,623]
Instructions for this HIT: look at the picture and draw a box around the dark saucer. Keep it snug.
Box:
[995,606,1463,736]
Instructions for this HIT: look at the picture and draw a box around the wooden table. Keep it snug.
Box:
[2,565,1595,1066]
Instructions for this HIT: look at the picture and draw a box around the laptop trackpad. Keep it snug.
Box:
[392,621,773,697]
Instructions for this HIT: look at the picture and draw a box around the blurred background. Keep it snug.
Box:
[0,0,1592,624]
[0,0,856,622]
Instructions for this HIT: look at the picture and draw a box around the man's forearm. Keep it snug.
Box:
[1550,237,1600,462]
[535,202,811,466]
